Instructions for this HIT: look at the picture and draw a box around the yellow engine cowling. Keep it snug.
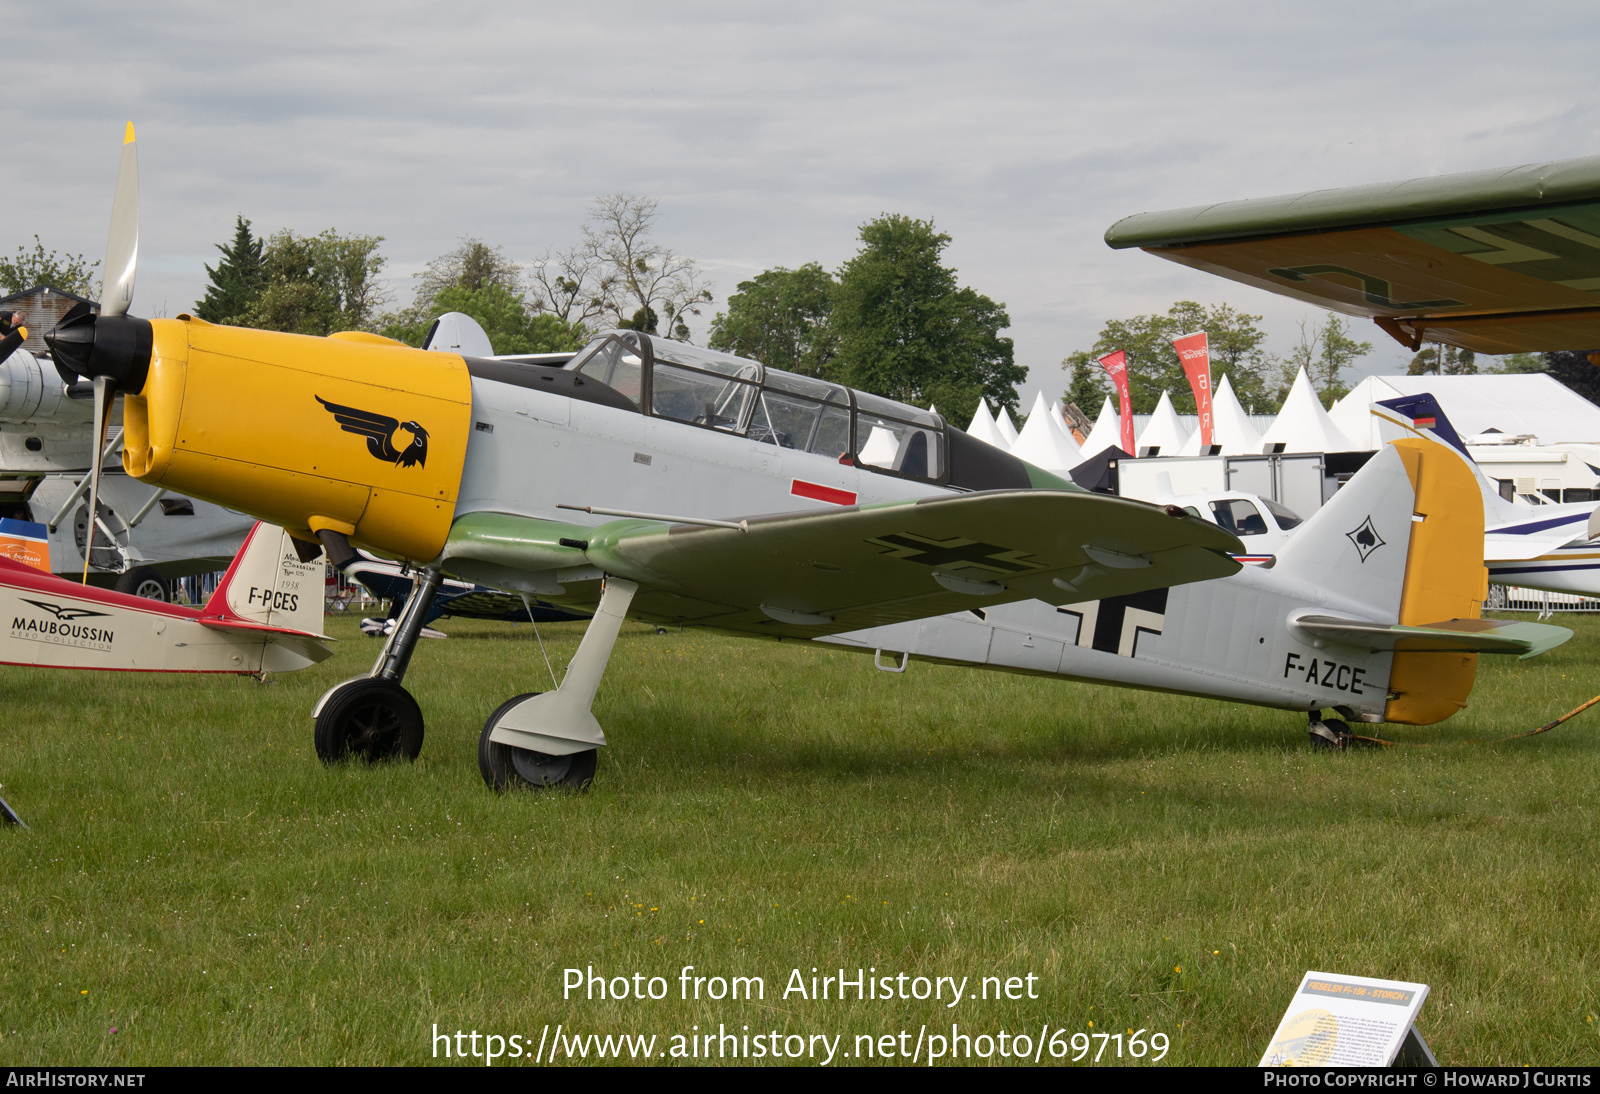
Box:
[120,316,472,562]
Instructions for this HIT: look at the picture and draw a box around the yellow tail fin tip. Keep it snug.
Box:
[123,122,136,144]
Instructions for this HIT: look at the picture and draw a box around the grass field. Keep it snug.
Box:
[2,610,1599,1067]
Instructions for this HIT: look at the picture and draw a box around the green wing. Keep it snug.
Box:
[1106,154,1600,354]
[442,491,1243,639]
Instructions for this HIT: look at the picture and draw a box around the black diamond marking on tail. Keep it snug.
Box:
[1346,516,1385,563]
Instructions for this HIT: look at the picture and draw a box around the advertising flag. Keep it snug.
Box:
[1096,350,1136,454]
[1172,331,1213,448]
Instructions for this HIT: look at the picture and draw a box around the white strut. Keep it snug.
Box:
[489,576,638,756]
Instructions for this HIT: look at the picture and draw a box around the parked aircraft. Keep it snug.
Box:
[37,128,1570,786]
[0,520,331,675]
[827,427,1570,747]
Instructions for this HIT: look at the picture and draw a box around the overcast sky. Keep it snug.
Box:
[8,2,1600,413]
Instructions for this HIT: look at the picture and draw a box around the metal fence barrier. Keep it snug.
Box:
[1488,584,1600,615]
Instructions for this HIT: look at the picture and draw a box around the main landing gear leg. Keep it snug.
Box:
[479,576,638,792]
[313,566,444,763]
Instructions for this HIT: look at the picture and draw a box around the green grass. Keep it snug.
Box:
[2,612,1599,1066]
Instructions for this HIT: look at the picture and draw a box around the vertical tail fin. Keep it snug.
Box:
[1276,433,1487,725]
[1372,393,1522,524]
[203,523,327,636]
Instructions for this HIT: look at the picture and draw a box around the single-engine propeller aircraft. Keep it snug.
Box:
[0,520,331,675]
[41,128,1573,787]
[44,126,1249,788]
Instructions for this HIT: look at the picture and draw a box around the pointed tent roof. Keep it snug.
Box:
[1210,374,1265,455]
[965,400,1010,450]
[1135,390,1191,455]
[1010,391,1083,472]
[1260,368,1355,453]
[996,405,1020,446]
[1079,396,1122,457]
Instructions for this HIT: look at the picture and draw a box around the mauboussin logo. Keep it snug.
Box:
[11,598,116,652]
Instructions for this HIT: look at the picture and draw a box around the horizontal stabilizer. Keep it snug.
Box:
[1293,614,1572,659]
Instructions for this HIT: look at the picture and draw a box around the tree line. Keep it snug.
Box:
[4,212,1591,423]
[1059,302,1562,419]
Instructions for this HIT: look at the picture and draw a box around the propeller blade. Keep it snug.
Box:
[0,326,25,367]
[81,375,114,584]
[101,122,138,319]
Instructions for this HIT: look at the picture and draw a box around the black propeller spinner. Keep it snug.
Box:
[43,301,152,399]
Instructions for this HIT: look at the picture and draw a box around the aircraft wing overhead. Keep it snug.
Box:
[1106,154,1600,354]
[499,491,1243,639]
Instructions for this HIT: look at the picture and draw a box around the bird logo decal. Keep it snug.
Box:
[19,599,111,621]
[315,396,430,468]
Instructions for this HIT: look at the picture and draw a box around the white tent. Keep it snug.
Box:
[1135,390,1191,455]
[996,405,1020,446]
[965,401,1010,450]
[1049,398,1073,440]
[1009,391,1083,473]
[1259,368,1355,453]
[1208,373,1265,455]
[1328,374,1600,450]
[1079,396,1125,457]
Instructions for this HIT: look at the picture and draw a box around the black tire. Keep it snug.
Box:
[478,692,597,793]
[1308,718,1353,750]
[114,566,170,602]
[314,678,424,764]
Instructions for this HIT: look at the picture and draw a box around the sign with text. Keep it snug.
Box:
[1260,971,1429,1067]
[1172,331,1213,449]
[1096,350,1136,454]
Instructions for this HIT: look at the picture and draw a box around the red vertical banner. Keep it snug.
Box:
[1096,350,1136,454]
[1172,331,1213,448]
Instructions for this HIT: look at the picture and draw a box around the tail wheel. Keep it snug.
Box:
[314,678,424,763]
[478,693,597,793]
[1308,718,1353,750]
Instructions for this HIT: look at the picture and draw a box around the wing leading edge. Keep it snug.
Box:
[1106,154,1600,354]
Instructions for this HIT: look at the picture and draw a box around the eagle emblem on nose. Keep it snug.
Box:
[316,396,430,468]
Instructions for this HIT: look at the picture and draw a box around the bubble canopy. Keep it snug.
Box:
[566,331,947,484]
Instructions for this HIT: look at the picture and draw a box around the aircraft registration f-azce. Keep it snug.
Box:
[41,127,1574,790]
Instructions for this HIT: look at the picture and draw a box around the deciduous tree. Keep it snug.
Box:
[242,229,389,335]
[830,214,1023,422]
[1280,314,1372,406]
[1062,301,1274,414]
[708,263,838,377]
[0,236,99,298]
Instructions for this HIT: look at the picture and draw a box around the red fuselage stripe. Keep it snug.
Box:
[791,479,857,506]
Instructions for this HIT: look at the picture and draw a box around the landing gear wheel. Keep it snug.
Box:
[478,693,598,793]
[314,678,424,763]
[1309,718,1353,750]
[114,566,170,602]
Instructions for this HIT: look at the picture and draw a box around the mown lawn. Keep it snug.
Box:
[2,611,1598,1066]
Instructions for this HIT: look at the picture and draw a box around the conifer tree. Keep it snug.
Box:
[194,216,264,323]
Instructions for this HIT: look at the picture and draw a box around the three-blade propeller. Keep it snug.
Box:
[43,122,148,582]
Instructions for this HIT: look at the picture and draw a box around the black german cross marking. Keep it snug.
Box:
[866,533,1044,575]
[1056,588,1169,656]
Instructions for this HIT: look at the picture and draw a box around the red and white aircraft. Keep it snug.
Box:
[0,521,331,675]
